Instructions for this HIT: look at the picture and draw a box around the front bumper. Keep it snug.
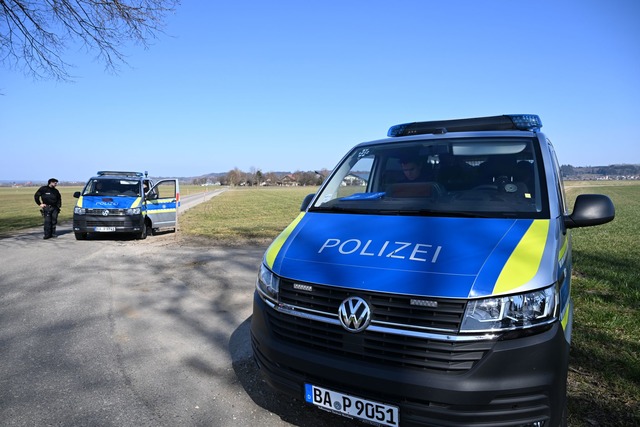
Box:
[73,214,144,233]
[251,292,568,427]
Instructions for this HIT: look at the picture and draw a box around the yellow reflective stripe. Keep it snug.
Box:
[147,208,176,213]
[561,302,569,330]
[558,234,568,263]
[493,220,550,294]
[131,197,142,208]
[77,196,84,207]
[265,212,305,269]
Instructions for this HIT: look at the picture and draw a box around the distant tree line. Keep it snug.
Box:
[561,164,640,179]
[191,168,331,187]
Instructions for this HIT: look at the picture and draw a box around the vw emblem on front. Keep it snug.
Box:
[102,209,110,216]
[338,296,371,333]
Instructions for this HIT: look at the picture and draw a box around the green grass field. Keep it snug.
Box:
[179,186,318,244]
[0,186,82,235]
[1,182,638,424]
[563,182,640,426]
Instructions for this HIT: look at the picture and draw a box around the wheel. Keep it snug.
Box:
[137,222,147,240]
[74,232,87,240]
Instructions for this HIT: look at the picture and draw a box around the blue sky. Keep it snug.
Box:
[2,0,639,182]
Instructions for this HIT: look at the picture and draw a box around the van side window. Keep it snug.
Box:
[548,140,567,215]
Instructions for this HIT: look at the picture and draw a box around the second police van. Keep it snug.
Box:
[251,115,615,427]
[72,171,179,240]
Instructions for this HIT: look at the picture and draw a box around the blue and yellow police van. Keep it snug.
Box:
[251,115,615,427]
[72,171,179,240]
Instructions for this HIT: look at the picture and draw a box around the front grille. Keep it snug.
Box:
[271,280,492,373]
[85,208,129,215]
[279,279,465,332]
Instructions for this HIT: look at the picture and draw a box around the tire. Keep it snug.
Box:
[137,222,147,240]
[75,232,87,240]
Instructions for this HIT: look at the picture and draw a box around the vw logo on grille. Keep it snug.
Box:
[102,209,110,216]
[338,296,371,333]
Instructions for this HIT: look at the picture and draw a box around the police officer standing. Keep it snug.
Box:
[34,178,62,239]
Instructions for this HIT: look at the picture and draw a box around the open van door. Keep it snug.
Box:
[146,179,179,231]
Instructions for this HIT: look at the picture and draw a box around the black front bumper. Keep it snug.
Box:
[73,214,144,233]
[251,292,568,427]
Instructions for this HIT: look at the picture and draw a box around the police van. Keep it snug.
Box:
[251,115,615,427]
[72,171,179,240]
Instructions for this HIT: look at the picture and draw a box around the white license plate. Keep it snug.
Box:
[305,384,399,427]
[94,227,116,232]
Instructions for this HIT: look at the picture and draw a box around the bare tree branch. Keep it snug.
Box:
[0,0,179,81]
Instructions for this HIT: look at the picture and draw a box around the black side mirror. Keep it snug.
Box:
[300,193,315,211]
[564,194,615,229]
[73,191,81,198]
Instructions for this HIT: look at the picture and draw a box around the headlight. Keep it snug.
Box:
[127,207,141,215]
[461,285,558,333]
[256,264,279,301]
[74,207,86,215]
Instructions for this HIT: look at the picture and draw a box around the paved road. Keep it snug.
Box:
[0,194,361,427]
[179,188,226,212]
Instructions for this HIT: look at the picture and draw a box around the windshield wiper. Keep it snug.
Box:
[311,206,376,214]
[396,209,496,218]
[432,211,495,218]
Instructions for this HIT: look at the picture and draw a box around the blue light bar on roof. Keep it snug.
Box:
[387,114,542,137]
[97,171,144,177]
[508,114,543,130]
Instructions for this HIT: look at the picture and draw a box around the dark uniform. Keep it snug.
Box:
[34,178,62,239]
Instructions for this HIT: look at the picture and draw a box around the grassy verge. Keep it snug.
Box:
[564,183,640,426]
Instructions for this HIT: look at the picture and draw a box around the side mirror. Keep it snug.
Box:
[73,191,81,198]
[300,193,315,211]
[564,194,615,229]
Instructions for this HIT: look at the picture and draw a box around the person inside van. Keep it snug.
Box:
[386,152,440,198]
[399,155,434,183]
[401,159,424,181]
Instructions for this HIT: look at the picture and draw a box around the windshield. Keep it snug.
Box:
[83,179,142,197]
[312,137,548,218]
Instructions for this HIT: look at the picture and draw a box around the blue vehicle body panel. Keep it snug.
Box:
[76,195,141,210]
[266,213,563,299]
